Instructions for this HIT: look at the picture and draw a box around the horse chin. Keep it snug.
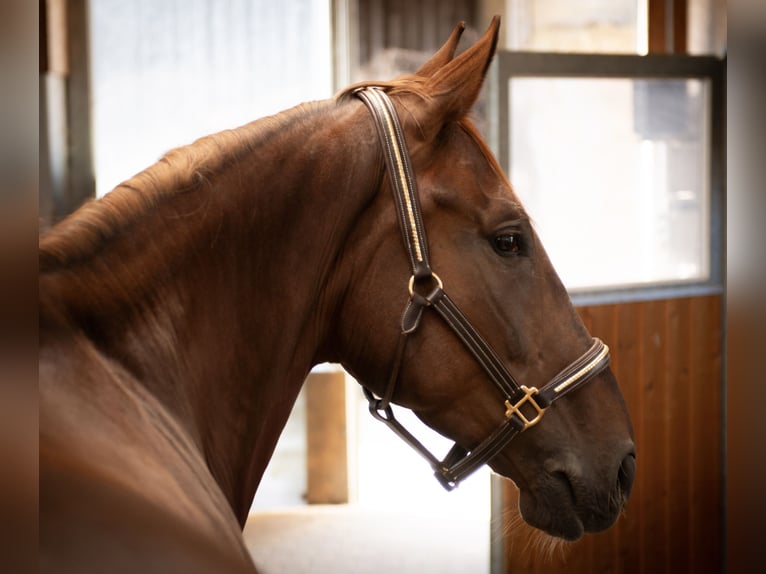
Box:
[517,488,585,541]
[504,470,624,541]
[490,448,629,541]
[490,458,586,541]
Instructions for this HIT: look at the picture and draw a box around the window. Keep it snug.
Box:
[504,0,726,56]
[88,0,333,197]
[505,0,643,54]
[494,53,724,298]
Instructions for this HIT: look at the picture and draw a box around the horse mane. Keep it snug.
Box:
[335,74,432,104]
[41,70,509,274]
[39,101,328,273]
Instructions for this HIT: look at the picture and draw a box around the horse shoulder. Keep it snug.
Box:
[40,450,257,574]
[39,331,256,573]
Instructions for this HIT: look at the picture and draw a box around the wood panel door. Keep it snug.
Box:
[495,295,724,573]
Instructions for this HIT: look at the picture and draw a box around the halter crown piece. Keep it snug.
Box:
[354,87,611,490]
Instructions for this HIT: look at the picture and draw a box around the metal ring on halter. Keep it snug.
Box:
[408,272,443,297]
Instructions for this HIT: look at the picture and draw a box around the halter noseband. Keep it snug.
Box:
[354,87,610,491]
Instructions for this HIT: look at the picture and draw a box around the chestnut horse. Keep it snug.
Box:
[40,18,635,573]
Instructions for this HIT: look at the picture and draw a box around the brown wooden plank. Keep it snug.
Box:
[726,293,766,571]
[305,371,349,504]
[664,298,693,571]
[648,0,688,54]
[725,295,746,572]
[62,0,95,215]
[648,0,669,53]
[40,0,48,73]
[673,0,688,53]
[688,296,722,573]
[612,302,643,574]
[638,299,670,574]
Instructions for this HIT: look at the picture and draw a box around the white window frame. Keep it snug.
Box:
[489,52,725,305]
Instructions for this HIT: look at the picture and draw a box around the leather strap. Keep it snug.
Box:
[355,86,611,490]
[428,288,524,400]
[537,338,611,407]
[355,87,432,280]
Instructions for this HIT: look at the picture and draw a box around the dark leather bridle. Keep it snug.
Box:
[355,86,611,491]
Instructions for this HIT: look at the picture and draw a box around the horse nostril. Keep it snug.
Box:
[617,452,636,499]
[553,470,576,503]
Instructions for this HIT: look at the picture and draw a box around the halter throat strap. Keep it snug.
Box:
[355,86,610,490]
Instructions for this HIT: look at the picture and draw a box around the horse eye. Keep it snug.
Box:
[493,233,521,255]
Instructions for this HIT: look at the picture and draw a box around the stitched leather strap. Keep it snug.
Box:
[355,87,432,279]
[427,288,523,400]
[537,338,610,407]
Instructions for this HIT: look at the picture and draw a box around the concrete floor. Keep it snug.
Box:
[243,505,490,574]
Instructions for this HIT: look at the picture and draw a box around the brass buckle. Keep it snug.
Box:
[504,385,547,430]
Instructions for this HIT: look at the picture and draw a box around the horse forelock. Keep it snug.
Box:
[337,78,527,224]
[336,75,432,104]
[39,102,329,274]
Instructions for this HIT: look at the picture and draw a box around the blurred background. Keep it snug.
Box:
[29,1,766,573]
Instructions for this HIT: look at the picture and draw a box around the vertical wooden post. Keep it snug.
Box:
[40,0,70,225]
[62,0,95,215]
[648,0,687,54]
[41,0,95,221]
[305,371,349,504]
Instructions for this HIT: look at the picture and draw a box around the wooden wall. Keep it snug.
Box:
[356,0,479,69]
[498,295,724,573]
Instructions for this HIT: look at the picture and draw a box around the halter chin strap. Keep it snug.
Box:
[355,86,611,490]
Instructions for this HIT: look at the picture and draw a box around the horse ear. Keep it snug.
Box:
[415,22,466,77]
[423,16,500,125]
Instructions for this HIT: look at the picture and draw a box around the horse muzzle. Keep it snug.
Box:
[514,445,636,541]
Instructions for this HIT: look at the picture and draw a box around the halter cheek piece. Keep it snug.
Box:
[354,87,610,491]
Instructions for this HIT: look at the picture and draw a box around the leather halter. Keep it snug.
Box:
[355,87,611,491]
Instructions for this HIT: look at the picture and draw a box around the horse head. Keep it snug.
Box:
[333,17,635,541]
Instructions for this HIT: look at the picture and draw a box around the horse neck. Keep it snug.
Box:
[40,98,380,522]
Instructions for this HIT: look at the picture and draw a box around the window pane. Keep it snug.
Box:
[89,0,333,197]
[509,77,710,291]
[506,0,642,53]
